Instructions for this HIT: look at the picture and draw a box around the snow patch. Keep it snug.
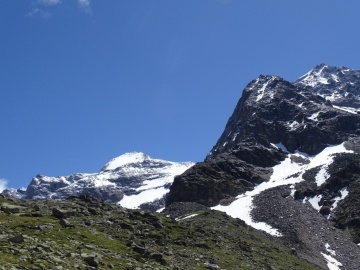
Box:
[325,243,336,256]
[119,186,167,209]
[289,185,296,198]
[309,143,353,186]
[308,111,320,121]
[102,152,149,171]
[213,150,310,237]
[332,105,358,114]
[232,133,239,141]
[325,92,342,102]
[256,77,276,102]
[331,74,339,82]
[331,187,349,210]
[303,195,322,211]
[297,65,329,87]
[287,121,300,131]
[321,252,342,270]
[118,161,193,209]
[271,142,289,153]
[315,168,330,186]
[175,214,199,222]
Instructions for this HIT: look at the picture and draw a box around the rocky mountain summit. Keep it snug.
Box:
[295,63,360,110]
[3,152,194,211]
[167,64,360,269]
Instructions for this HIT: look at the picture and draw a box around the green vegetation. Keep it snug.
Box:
[0,195,321,269]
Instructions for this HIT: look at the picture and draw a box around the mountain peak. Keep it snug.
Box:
[295,64,360,109]
[295,64,354,87]
[244,75,286,103]
[101,151,150,171]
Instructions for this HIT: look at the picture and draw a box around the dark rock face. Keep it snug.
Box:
[161,201,210,219]
[167,69,360,208]
[167,153,274,207]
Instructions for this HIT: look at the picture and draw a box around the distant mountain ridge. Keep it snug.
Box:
[2,152,194,210]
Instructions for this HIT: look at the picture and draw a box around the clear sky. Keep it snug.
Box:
[1,0,360,190]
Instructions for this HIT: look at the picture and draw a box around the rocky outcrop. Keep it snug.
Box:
[167,152,275,206]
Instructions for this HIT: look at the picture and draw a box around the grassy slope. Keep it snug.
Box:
[0,196,321,270]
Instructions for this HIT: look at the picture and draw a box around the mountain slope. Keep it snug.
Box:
[3,152,194,211]
[166,64,360,269]
[0,195,322,269]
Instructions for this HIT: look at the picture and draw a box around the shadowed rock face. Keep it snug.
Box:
[167,152,277,207]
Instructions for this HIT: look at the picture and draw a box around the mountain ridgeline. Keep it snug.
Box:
[166,64,360,269]
[2,64,360,269]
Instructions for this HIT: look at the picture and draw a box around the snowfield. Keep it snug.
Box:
[213,142,353,237]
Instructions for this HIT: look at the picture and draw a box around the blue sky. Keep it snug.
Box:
[1,0,360,190]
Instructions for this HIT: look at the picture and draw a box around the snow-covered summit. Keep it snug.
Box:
[295,63,338,87]
[3,152,194,211]
[295,64,360,110]
[101,152,151,171]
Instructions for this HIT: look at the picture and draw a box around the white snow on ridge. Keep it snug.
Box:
[118,160,194,209]
[175,214,199,222]
[287,120,301,131]
[331,187,349,210]
[102,152,149,171]
[25,152,194,210]
[120,186,168,209]
[303,195,322,211]
[325,243,336,256]
[321,252,342,270]
[308,111,320,121]
[271,142,289,153]
[315,168,330,187]
[297,65,329,87]
[256,77,276,102]
[213,149,308,236]
[333,105,358,114]
[309,143,353,186]
[323,244,343,270]
[212,143,353,237]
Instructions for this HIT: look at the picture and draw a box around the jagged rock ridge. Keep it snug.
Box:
[166,64,360,269]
